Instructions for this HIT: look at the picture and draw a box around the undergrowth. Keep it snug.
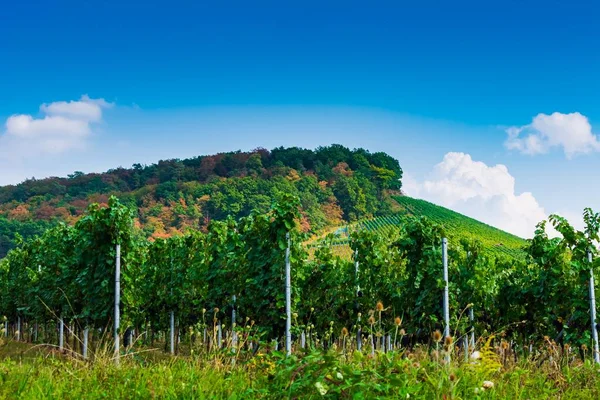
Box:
[1,339,600,399]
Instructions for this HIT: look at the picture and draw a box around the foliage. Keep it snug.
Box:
[1,194,600,359]
[309,196,526,262]
[0,217,54,259]
[2,341,600,399]
[0,145,404,257]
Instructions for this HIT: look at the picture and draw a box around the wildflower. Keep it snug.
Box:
[449,373,456,382]
[444,336,453,347]
[470,351,481,359]
[482,381,494,389]
[376,301,384,312]
[501,341,509,350]
[357,312,362,318]
[292,313,298,319]
[395,317,402,326]
[202,308,206,314]
[399,329,406,336]
[368,316,376,325]
[341,327,349,337]
[214,308,219,313]
[335,372,343,380]
[432,330,442,343]
[330,321,334,326]
[315,381,328,396]
[310,307,315,312]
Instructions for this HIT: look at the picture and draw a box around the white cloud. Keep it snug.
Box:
[40,94,112,122]
[0,95,113,157]
[6,115,91,139]
[505,112,600,158]
[404,152,547,238]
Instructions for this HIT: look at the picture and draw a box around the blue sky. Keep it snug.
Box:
[1,0,599,237]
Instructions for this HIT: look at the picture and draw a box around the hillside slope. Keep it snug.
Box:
[313,196,526,260]
[393,196,526,258]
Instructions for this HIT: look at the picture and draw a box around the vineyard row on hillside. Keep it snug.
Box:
[1,195,600,361]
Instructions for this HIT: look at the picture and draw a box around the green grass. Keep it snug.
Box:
[1,340,600,399]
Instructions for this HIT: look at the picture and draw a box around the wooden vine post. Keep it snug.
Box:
[231,295,237,350]
[83,327,89,359]
[285,232,292,356]
[588,250,599,364]
[170,311,175,355]
[114,243,121,365]
[442,238,450,362]
[170,251,175,355]
[59,317,64,350]
[355,249,362,351]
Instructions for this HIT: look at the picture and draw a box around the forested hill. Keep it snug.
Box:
[0,145,402,257]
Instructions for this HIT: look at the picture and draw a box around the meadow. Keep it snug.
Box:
[2,334,600,399]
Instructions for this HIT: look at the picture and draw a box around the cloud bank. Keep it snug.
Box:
[1,95,113,158]
[505,112,600,158]
[403,152,547,238]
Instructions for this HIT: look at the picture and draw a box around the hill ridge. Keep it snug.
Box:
[0,145,402,257]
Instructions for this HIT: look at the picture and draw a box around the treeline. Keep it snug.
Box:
[0,217,55,259]
[0,145,403,257]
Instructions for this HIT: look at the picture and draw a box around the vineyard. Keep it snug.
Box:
[1,195,600,398]
[393,196,527,260]
[309,196,527,261]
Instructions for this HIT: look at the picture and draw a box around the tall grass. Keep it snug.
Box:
[2,331,600,399]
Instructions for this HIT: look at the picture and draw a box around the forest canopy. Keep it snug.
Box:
[0,145,403,257]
